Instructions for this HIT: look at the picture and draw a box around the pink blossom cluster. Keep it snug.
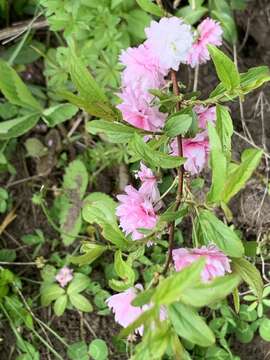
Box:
[187,18,223,68]
[106,284,166,336]
[171,105,216,174]
[116,163,160,241]
[173,245,231,282]
[55,266,73,288]
[117,17,194,132]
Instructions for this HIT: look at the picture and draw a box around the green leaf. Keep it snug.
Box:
[0,60,42,111]
[195,210,244,257]
[102,224,129,249]
[169,302,215,347]
[40,283,65,306]
[25,138,48,158]
[177,6,208,25]
[212,11,237,44]
[67,342,89,360]
[111,250,135,288]
[152,259,205,306]
[130,133,185,169]
[0,113,40,140]
[222,148,263,203]
[69,293,93,312]
[179,274,241,307]
[53,294,68,316]
[208,45,240,91]
[59,90,120,122]
[67,273,90,295]
[89,339,108,360]
[43,104,78,127]
[60,159,88,246]
[165,112,192,138]
[259,318,270,341]
[207,122,227,203]
[136,0,163,16]
[68,49,117,121]
[82,193,117,226]
[70,244,106,266]
[232,258,263,300]
[215,105,233,159]
[63,159,88,198]
[132,288,155,307]
[210,66,270,99]
[86,120,141,143]
[235,321,254,343]
[126,9,151,40]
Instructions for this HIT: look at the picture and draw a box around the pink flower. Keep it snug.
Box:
[172,245,231,283]
[145,17,193,71]
[194,105,216,129]
[120,44,166,91]
[55,266,73,288]
[106,284,145,335]
[187,18,223,67]
[116,185,158,240]
[117,86,166,132]
[136,163,160,205]
[106,284,167,336]
[171,132,209,175]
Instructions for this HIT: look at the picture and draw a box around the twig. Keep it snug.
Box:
[163,70,184,275]
[193,64,199,92]
[0,19,48,42]
[233,130,270,160]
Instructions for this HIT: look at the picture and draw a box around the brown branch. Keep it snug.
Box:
[0,19,48,42]
[163,70,184,275]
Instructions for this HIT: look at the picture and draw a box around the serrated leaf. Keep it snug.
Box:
[40,283,65,306]
[67,273,90,295]
[53,294,68,316]
[136,0,163,16]
[0,113,40,140]
[70,244,106,266]
[165,112,192,138]
[43,103,78,127]
[169,302,215,347]
[0,60,42,111]
[222,148,263,203]
[69,293,93,312]
[130,133,185,169]
[195,210,244,257]
[179,274,241,307]
[208,45,240,91]
[232,258,263,300]
[153,259,205,306]
[86,120,141,143]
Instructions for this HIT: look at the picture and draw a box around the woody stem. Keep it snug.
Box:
[163,69,184,275]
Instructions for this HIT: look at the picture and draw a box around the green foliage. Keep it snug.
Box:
[40,270,92,316]
[194,210,244,257]
[89,339,108,360]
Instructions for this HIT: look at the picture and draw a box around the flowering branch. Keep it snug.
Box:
[163,70,184,275]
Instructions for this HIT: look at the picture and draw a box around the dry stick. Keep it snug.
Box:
[0,19,48,42]
[163,70,184,275]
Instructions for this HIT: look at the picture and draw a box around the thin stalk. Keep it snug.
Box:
[163,70,185,275]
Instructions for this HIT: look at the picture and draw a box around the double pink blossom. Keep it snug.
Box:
[117,86,166,132]
[187,18,223,68]
[106,284,167,336]
[173,245,231,283]
[171,132,209,175]
[55,266,73,288]
[136,162,160,205]
[116,185,158,240]
[145,17,193,71]
[120,44,166,91]
[194,105,216,129]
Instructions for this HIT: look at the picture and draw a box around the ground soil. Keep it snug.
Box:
[0,0,270,359]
